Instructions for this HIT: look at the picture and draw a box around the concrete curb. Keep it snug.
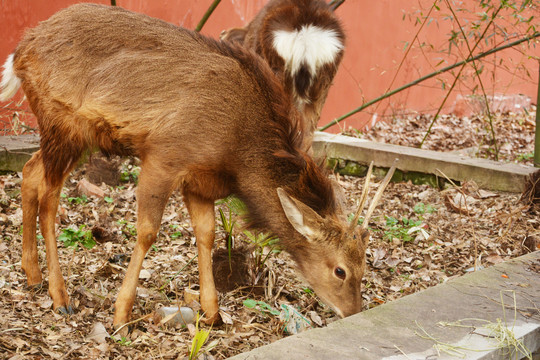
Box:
[1,133,537,194]
[0,134,39,172]
[313,132,538,193]
[229,251,540,359]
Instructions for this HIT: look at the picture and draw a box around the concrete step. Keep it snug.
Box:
[1,133,538,195]
[313,132,538,193]
[0,134,39,172]
[229,251,540,359]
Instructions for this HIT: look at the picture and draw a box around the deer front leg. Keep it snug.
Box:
[113,167,173,331]
[21,152,44,288]
[35,160,74,314]
[183,191,221,324]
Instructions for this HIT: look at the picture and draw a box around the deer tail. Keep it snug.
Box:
[272,25,343,101]
[0,54,22,101]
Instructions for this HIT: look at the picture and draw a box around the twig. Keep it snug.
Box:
[111,313,153,337]
[370,0,440,120]
[419,3,505,149]
[159,254,198,291]
[0,328,25,333]
[440,0,499,159]
[0,146,36,156]
[394,345,413,359]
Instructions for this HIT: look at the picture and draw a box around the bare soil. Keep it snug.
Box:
[0,111,538,359]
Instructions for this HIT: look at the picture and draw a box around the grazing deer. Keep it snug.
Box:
[0,4,389,331]
[220,0,345,153]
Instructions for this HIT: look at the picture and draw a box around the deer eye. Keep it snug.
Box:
[334,267,346,280]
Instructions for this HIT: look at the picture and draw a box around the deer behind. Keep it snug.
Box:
[0,4,366,331]
[221,0,345,152]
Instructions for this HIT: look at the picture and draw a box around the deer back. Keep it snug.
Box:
[13,4,305,188]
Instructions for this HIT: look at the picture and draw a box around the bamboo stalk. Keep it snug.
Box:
[329,0,345,11]
[195,0,222,32]
[535,61,540,168]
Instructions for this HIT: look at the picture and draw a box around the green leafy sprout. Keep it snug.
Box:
[58,225,96,249]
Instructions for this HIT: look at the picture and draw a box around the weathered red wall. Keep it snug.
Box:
[0,0,537,134]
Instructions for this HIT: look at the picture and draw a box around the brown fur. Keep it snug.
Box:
[5,4,365,330]
[221,0,345,152]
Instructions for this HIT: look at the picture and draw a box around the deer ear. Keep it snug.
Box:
[220,27,247,43]
[277,188,323,239]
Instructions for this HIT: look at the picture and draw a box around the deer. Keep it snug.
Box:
[0,3,393,333]
[220,0,346,154]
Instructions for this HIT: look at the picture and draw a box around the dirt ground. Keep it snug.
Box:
[0,110,539,359]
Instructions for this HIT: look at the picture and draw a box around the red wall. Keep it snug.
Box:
[0,0,538,134]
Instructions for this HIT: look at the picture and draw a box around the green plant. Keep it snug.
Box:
[188,313,217,360]
[218,207,236,270]
[113,336,132,347]
[302,287,314,295]
[169,224,183,239]
[243,230,280,272]
[413,202,437,215]
[117,220,137,238]
[58,225,96,249]
[516,152,533,162]
[218,195,281,272]
[243,299,280,317]
[120,163,140,183]
[104,196,113,203]
[63,194,88,205]
[383,216,424,242]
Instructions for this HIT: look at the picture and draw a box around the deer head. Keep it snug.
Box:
[277,160,397,317]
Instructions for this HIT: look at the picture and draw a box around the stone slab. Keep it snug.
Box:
[229,251,540,359]
[313,132,538,193]
[0,134,39,172]
[1,133,537,194]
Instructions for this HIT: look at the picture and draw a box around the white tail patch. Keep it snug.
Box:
[0,54,22,101]
[272,25,343,77]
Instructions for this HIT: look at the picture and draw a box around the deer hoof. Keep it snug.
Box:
[57,305,74,315]
[112,324,132,338]
[202,312,223,326]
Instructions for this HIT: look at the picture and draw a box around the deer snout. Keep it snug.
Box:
[334,291,363,318]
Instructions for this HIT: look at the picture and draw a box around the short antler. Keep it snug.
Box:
[361,159,398,229]
[349,161,373,230]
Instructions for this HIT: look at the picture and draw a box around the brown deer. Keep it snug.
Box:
[0,4,390,332]
[220,0,345,153]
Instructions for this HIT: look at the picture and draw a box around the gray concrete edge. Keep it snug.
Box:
[228,251,540,359]
[313,132,538,193]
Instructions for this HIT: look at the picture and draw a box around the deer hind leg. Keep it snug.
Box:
[113,164,174,330]
[183,191,220,324]
[22,149,78,314]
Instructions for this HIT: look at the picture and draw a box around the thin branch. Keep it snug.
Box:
[319,31,540,132]
[370,0,440,118]
[195,0,221,32]
[440,0,499,158]
[419,3,505,148]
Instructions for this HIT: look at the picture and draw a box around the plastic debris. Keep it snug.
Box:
[154,306,196,327]
[279,304,312,335]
